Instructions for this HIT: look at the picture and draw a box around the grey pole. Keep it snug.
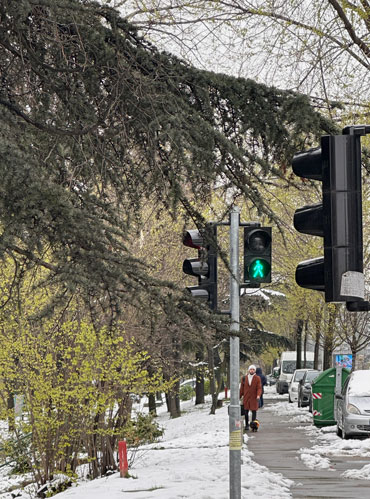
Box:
[229,206,241,499]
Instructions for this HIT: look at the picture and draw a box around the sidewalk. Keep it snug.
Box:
[247,398,370,498]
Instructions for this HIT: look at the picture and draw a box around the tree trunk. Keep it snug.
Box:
[207,345,218,415]
[101,437,116,476]
[148,393,157,415]
[195,348,205,405]
[303,321,308,367]
[167,391,180,418]
[296,319,303,369]
[214,347,222,402]
[7,391,15,432]
[173,331,181,415]
[314,324,321,370]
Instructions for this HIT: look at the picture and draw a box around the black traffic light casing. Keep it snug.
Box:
[182,225,217,310]
[293,132,364,303]
[243,227,272,286]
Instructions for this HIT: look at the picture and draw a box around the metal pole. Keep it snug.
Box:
[229,206,241,499]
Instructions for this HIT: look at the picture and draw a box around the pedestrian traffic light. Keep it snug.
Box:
[243,227,271,286]
[182,225,217,311]
[292,131,365,304]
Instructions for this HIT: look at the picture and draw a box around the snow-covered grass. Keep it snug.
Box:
[46,394,293,499]
[1,385,370,498]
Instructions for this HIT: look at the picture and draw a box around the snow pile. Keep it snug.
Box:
[266,398,370,475]
[264,400,312,424]
[342,464,370,480]
[299,452,332,470]
[298,423,370,473]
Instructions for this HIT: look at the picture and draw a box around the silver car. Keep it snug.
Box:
[335,370,370,439]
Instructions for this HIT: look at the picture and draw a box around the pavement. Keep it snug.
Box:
[246,398,370,498]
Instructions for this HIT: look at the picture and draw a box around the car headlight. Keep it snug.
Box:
[347,403,361,415]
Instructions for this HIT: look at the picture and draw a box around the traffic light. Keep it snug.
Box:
[292,132,365,304]
[243,227,272,286]
[182,225,217,310]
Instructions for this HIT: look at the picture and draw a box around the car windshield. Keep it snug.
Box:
[282,361,296,374]
[305,371,319,382]
[293,371,306,382]
[348,371,370,396]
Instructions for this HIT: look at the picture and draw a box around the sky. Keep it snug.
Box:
[115,1,369,104]
[1,385,370,499]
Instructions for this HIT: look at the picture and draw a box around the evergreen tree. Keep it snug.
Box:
[0,0,337,320]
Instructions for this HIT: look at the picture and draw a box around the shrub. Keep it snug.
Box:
[124,413,163,447]
[179,384,194,401]
[123,413,164,469]
[1,433,32,474]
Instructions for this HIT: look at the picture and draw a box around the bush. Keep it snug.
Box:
[124,413,163,447]
[204,379,210,395]
[179,385,194,401]
[123,413,164,469]
[1,433,32,474]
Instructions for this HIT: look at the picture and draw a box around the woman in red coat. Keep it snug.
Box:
[240,365,262,431]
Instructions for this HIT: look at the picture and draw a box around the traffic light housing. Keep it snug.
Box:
[182,225,217,310]
[243,227,272,286]
[292,132,365,304]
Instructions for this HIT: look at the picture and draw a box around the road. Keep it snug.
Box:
[246,397,370,498]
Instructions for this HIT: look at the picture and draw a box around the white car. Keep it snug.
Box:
[180,379,196,389]
[288,369,309,403]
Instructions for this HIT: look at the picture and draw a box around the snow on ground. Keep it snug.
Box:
[50,393,293,499]
[265,388,370,479]
[1,385,370,498]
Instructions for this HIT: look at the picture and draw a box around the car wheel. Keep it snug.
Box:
[336,425,342,438]
[342,429,349,440]
[342,424,350,440]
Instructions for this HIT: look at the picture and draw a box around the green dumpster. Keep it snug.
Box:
[312,367,350,427]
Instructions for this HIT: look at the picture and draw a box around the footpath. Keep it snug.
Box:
[246,399,370,499]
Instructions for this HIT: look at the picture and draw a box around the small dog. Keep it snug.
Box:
[250,420,259,432]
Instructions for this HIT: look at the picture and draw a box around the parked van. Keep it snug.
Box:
[276,351,315,394]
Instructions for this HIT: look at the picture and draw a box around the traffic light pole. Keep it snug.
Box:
[229,206,241,499]
[343,125,370,312]
[183,209,272,498]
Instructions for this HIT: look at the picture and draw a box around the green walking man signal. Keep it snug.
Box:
[249,258,270,279]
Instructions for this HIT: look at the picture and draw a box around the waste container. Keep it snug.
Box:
[312,367,350,427]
